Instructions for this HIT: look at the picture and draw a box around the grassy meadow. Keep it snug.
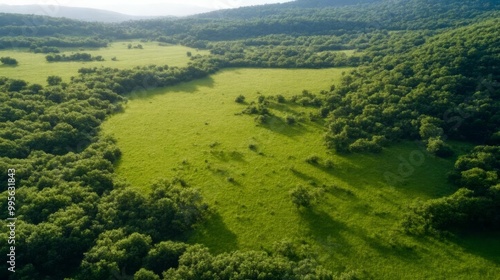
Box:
[0,41,208,84]
[102,68,500,279]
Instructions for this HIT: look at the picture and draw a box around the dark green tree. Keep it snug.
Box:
[0,56,18,65]
[47,75,62,86]
[289,185,312,208]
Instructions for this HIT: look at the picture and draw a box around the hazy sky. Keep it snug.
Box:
[0,0,294,16]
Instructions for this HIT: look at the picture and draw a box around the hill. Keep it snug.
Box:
[0,4,159,22]
[285,0,380,8]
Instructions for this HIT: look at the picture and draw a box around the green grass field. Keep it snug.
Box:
[103,68,500,279]
[0,41,208,84]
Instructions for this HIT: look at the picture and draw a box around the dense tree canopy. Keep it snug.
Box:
[323,18,500,153]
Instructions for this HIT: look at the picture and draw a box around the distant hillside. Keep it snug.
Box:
[283,0,380,8]
[195,0,381,19]
[0,4,159,22]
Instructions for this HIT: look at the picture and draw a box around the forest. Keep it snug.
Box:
[0,0,499,279]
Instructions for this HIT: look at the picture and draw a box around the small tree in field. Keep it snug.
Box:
[290,185,312,208]
[235,95,246,103]
[1,57,18,65]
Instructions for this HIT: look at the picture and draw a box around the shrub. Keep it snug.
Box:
[254,114,269,124]
[289,185,312,208]
[276,94,286,103]
[285,115,296,125]
[242,105,258,114]
[426,137,453,157]
[47,75,62,86]
[349,138,382,153]
[257,95,265,104]
[324,159,334,169]
[0,56,18,65]
[235,95,246,103]
[305,155,320,164]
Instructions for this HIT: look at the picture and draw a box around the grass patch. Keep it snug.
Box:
[0,41,208,84]
[102,67,500,279]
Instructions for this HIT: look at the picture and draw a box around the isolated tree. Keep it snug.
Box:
[0,56,18,65]
[235,94,246,103]
[289,185,312,208]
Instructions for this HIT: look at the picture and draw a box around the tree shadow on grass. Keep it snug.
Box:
[331,141,458,198]
[290,167,319,184]
[359,229,422,261]
[260,116,309,137]
[299,208,352,254]
[300,207,421,261]
[127,75,215,100]
[209,150,246,163]
[187,212,239,254]
[451,230,500,264]
[267,102,304,116]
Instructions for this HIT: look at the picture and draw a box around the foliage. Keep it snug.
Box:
[324,19,500,153]
[235,94,245,103]
[46,75,62,86]
[0,56,17,65]
[163,245,333,280]
[289,185,313,208]
[46,52,104,62]
[403,145,500,233]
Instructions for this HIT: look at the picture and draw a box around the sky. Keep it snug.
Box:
[0,0,294,16]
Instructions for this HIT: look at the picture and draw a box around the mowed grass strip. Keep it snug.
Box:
[0,41,208,84]
[102,68,500,279]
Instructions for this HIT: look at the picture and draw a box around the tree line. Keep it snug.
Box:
[46,52,104,62]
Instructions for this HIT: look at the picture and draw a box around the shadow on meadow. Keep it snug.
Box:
[299,208,352,254]
[299,207,422,262]
[323,141,458,199]
[209,150,247,163]
[268,102,306,116]
[188,212,239,254]
[451,230,500,265]
[261,115,310,137]
[127,75,216,100]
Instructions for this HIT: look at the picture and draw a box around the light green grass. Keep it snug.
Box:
[0,41,208,85]
[102,68,500,279]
